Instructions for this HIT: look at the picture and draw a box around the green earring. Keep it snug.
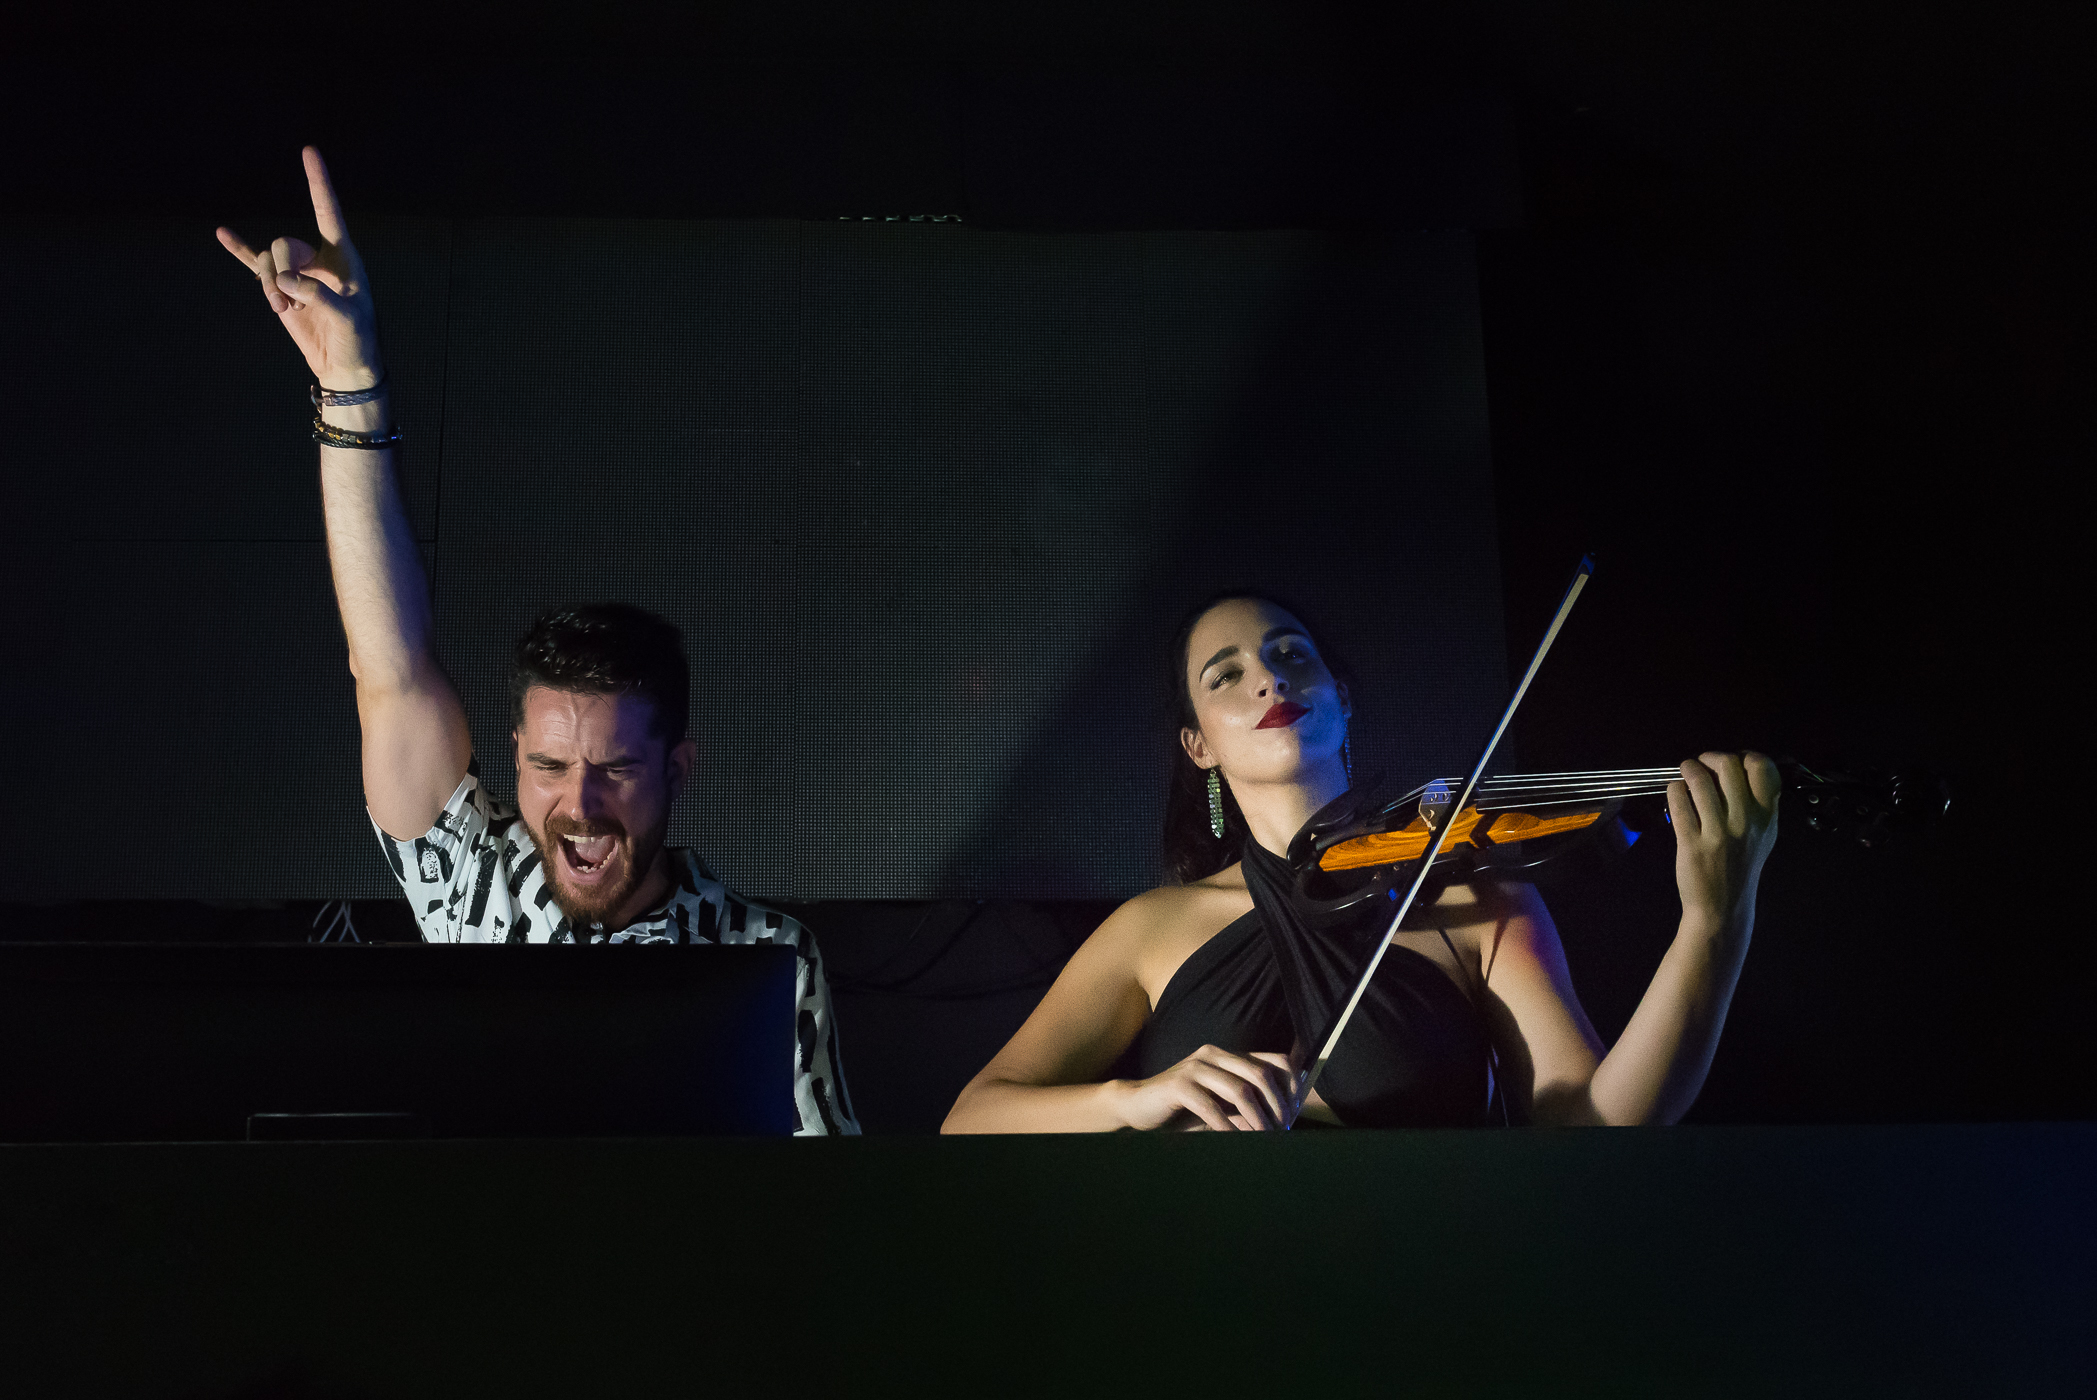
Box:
[1207,767,1226,839]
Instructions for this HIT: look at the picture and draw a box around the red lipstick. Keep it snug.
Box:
[1256,701,1309,729]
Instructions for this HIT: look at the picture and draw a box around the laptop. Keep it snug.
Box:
[0,943,800,1141]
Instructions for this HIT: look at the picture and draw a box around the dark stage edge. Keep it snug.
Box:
[2,1125,2089,1396]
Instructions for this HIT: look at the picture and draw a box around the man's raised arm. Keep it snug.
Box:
[217,146,471,840]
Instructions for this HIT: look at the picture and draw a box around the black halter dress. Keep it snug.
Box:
[1132,838,1501,1128]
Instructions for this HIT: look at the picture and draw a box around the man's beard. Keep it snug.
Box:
[528,812,670,931]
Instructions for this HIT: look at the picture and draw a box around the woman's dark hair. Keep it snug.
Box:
[1161,591,1354,885]
[508,603,691,748]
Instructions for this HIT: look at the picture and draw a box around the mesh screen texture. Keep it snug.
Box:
[3,216,451,902]
[10,218,1506,902]
[1,216,451,546]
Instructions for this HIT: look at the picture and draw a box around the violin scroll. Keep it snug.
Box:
[1784,760,1951,849]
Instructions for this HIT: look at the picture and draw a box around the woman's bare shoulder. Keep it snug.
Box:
[1097,871,1254,1002]
[1107,870,1250,932]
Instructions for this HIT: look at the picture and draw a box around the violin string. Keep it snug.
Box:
[1488,780,1681,791]
[1471,798,1672,813]
[1474,778,1679,791]
[1479,775,1683,782]
[1460,776,1679,791]
[1473,774,1681,786]
[1467,780,1681,797]
[1474,790,1676,811]
[1339,765,1780,826]
[1471,773,1682,784]
[1476,771,1685,783]
[1472,779,1681,794]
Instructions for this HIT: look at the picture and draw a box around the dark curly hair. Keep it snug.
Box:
[1161,591,1355,885]
[508,603,690,747]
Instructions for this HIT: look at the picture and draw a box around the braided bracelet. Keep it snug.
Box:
[310,375,388,409]
[311,415,404,450]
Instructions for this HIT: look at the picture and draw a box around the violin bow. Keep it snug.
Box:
[1288,554,1595,1127]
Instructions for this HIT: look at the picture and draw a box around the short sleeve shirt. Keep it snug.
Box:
[373,767,859,1136]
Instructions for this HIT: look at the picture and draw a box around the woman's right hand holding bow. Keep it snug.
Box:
[1114,1044,1300,1131]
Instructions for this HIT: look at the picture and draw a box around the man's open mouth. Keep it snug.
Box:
[560,833,618,877]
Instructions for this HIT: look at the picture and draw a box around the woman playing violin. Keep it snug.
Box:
[942,594,1780,1131]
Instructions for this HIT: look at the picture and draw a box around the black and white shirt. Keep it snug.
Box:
[373,767,859,1135]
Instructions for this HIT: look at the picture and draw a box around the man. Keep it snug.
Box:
[217,147,857,1135]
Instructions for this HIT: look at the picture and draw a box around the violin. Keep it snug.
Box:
[1287,760,1952,923]
[1287,554,1949,1121]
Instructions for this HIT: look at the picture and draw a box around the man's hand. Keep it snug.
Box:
[1669,751,1781,934]
[218,147,470,839]
[216,146,383,391]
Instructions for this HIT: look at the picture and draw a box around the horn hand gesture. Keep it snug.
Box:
[216,146,382,391]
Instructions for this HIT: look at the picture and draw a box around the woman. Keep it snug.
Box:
[942,594,1780,1131]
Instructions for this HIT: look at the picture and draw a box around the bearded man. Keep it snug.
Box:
[218,147,857,1135]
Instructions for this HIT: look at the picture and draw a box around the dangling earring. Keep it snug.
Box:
[1206,767,1226,839]
[1343,738,1353,785]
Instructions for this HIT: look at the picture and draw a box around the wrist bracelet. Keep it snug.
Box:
[312,414,404,450]
[311,375,388,409]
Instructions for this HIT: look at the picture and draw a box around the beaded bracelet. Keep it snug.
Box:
[310,375,388,409]
[311,414,404,450]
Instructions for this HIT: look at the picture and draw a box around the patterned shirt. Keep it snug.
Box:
[373,766,859,1135]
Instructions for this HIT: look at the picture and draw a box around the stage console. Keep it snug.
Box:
[1,1125,2090,1395]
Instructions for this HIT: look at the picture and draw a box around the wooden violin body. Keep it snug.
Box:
[1286,760,1949,925]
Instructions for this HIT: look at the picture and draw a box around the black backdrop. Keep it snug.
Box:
[5,218,1507,903]
[4,1,2090,1130]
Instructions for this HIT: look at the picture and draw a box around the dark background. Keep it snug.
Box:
[4,2,2089,1131]
[4,215,1509,903]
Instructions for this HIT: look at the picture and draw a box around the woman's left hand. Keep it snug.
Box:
[1669,751,1781,934]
